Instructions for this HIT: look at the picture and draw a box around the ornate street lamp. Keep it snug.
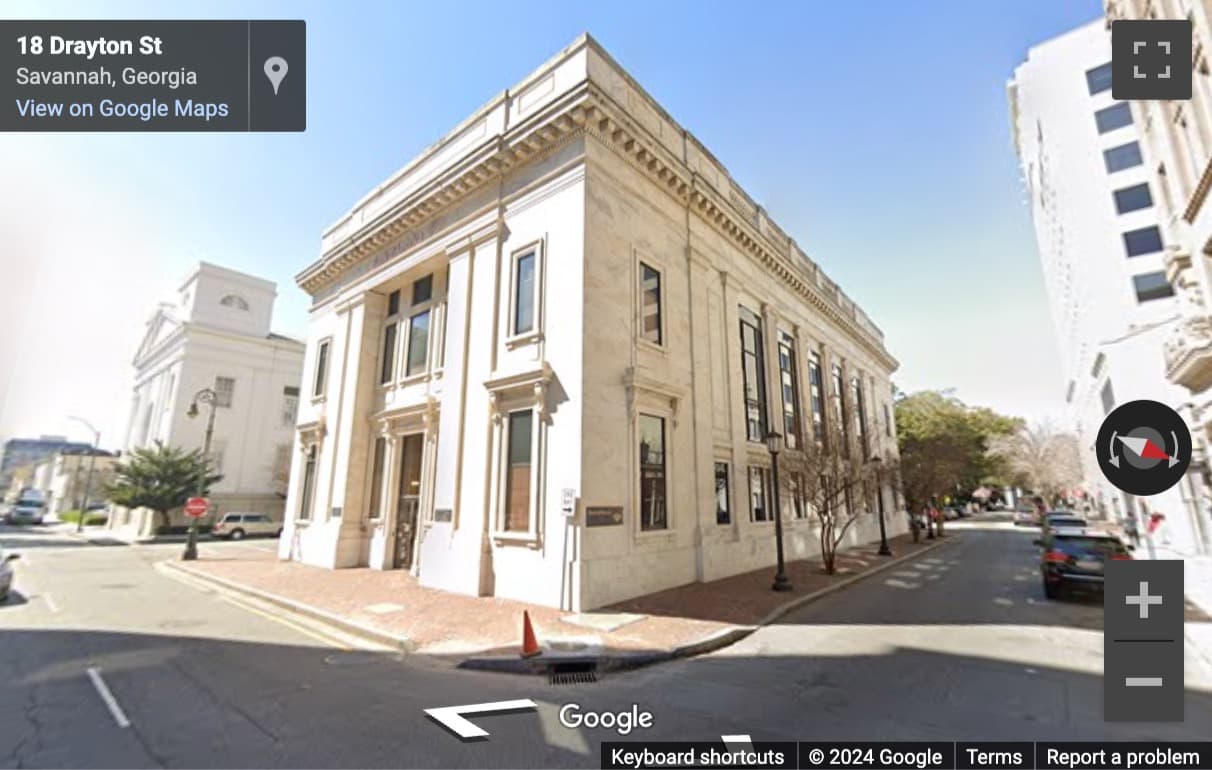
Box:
[183,388,218,561]
[871,455,892,556]
[766,429,792,592]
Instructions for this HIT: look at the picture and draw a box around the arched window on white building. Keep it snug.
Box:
[219,294,250,311]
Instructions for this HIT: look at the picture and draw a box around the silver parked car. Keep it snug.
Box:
[210,512,282,540]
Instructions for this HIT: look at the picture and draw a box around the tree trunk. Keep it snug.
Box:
[155,508,169,534]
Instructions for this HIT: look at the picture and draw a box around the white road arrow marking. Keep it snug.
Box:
[425,699,537,740]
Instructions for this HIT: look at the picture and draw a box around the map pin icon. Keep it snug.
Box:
[264,56,288,95]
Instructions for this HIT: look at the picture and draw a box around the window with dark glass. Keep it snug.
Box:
[368,437,385,519]
[380,323,397,383]
[299,445,317,520]
[1101,380,1116,415]
[739,308,768,442]
[808,351,825,444]
[714,462,730,525]
[412,275,432,306]
[505,410,533,532]
[1123,225,1164,256]
[1114,183,1153,213]
[749,466,770,522]
[831,364,849,451]
[387,289,401,316]
[313,340,330,398]
[850,375,868,459]
[640,262,662,345]
[513,252,535,335]
[791,472,808,519]
[883,402,893,437]
[1085,62,1113,94]
[1104,141,1143,173]
[778,336,801,449]
[1133,271,1175,302]
[639,415,668,531]
[406,310,430,376]
[1095,103,1133,134]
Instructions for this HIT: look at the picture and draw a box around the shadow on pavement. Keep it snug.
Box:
[2,627,1211,769]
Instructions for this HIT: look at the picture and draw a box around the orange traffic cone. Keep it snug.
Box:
[520,610,542,658]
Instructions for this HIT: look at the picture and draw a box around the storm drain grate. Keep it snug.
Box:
[548,661,598,685]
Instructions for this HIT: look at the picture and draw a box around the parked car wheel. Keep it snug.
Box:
[1043,579,1060,600]
[229,528,245,541]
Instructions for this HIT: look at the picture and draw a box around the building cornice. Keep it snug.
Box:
[298,50,895,370]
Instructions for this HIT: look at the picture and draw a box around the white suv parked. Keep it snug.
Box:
[210,513,281,540]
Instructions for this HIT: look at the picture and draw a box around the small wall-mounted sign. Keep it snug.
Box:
[433,508,453,523]
[331,506,343,518]
[561,488,576,517]
[585,506,623,527]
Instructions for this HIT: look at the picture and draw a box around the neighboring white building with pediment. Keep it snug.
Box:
[281,34,902,610]
[109,262,305,538]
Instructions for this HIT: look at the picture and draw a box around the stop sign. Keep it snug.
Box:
[184,497,210,518]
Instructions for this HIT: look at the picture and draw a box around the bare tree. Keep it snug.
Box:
[986,422,1082,504]
[778,427,879,575]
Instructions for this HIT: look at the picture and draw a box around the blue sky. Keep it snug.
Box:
[0,0,1104,447]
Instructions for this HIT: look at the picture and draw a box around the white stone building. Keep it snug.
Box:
[1099,0,1212,556]
[37,449,117,519]
[280,34,904,610]
[1009,20,1196,535]
[109,262,305,537]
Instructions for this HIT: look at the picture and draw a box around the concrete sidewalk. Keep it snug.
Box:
[163,531,955,671]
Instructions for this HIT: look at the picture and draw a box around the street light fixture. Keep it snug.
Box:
[67,416,101,535]
[871,455,892,557]
[183,387,218,561]
[766,429,792,592]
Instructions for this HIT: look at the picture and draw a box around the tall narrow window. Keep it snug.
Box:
[790,472,808,519]
[749,466,770,522]
[412,275,433,306]
[778,336,801,449]
[640,262,662,345]
[214,376,235,408]
[406,310,430,376]
[299,445,317,520]
[831,364,849,451]
[883,403,893,437]
[281,386,299,427]
[513,252,535,335]
[714,462,731,525]
[808,351,825,444]
[368,437,386,519]
[380,323,398,384]
[639,415,667,530]
[851,375,868,459]
[313,340,330,398]
[505,410,533,532]
[739,308,768,442]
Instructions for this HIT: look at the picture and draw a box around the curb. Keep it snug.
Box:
[157,560,416,653]
[460,535,959,675]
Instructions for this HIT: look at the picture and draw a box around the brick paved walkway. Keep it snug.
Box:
[173,531,948,661]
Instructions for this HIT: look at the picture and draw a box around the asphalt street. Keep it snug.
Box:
[2,515,1211,768]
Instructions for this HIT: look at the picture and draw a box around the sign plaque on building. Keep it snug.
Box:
[585,506,623,527]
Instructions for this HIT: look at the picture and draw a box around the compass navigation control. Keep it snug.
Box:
[1096,400,1191,496]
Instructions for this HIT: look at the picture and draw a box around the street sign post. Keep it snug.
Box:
[184,497,209,518]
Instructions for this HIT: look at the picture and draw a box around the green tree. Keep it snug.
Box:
[895,390,1019,514]
[106,442,222,532]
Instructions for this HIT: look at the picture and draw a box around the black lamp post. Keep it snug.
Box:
[183,387,218,561]
[766,429,792,592]
[871,455,892,556]
[68,416,100,535]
